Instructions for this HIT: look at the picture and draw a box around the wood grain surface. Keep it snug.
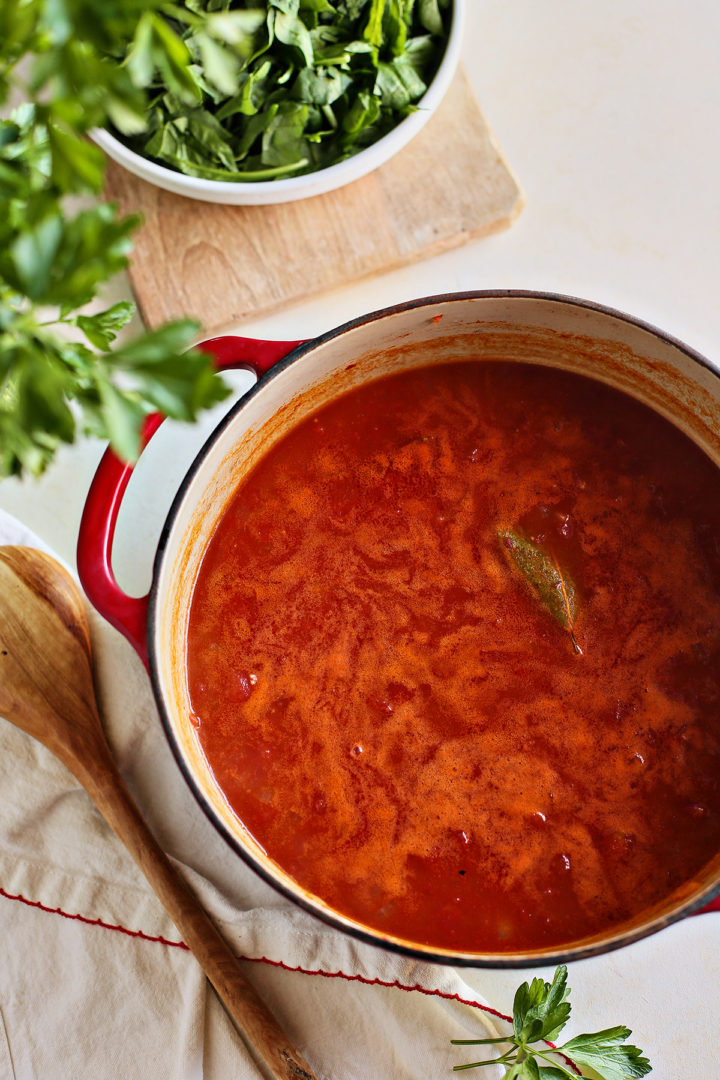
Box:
[105,67,523,334]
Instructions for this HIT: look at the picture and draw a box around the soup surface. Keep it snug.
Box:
[186,361,720,952]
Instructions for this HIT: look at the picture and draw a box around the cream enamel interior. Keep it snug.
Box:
[150,294,720,963]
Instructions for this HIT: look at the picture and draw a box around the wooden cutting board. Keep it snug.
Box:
[106,66,523,334]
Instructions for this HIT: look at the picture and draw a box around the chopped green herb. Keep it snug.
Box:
[114,0,452,182]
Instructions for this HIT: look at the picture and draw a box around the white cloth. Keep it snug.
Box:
[0,509,507,1080]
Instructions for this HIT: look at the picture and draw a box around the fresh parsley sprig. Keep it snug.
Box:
[451,966,652,1079]
[0,0,239,477]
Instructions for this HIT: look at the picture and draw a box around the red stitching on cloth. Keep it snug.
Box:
[243,958,576,1071]
[244,954,513,1022]
[0,885,579,1072]
[0,886,504,1018]
[0,887,188,949]
[0,887,505,1017]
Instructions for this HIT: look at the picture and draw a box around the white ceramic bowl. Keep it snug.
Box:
[93,1,465,205]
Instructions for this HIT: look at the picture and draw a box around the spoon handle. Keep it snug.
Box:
[72,739,317,1080]
[0,546,316,1078]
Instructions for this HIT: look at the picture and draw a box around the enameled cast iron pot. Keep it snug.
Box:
[78,291,720,967]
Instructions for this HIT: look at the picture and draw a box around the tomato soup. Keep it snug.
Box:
[186,361,720,952]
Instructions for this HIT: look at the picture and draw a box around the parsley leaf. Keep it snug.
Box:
[451,966,652,1079]
[74,302,135,351]
[513,965,571,1045]
[559,1028,653,1080]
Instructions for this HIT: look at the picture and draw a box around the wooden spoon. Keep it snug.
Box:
[0,545,317,1080]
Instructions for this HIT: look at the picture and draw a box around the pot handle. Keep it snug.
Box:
[77,335,305,668]
[696,895,720,915]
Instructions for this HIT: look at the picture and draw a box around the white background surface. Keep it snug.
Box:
[2,1,719,1074]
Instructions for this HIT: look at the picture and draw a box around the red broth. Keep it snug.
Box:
[186,361,720,952]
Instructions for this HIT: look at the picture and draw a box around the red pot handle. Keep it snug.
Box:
[77,335,305,668]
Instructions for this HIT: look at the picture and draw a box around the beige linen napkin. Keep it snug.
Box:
[0,509,506,1079]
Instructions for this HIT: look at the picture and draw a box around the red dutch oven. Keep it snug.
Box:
[78,291,720,967]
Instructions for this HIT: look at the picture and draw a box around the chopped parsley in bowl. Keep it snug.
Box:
[94,0,462,204]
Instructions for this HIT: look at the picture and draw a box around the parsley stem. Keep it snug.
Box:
[452,1064,496,1072]
[159,2,202,27]
[453,1050,517,1071]
[533,1048,579,1078]
[451,1038,513,1046]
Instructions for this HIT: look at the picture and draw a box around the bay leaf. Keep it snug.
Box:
[499,529,582,654]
